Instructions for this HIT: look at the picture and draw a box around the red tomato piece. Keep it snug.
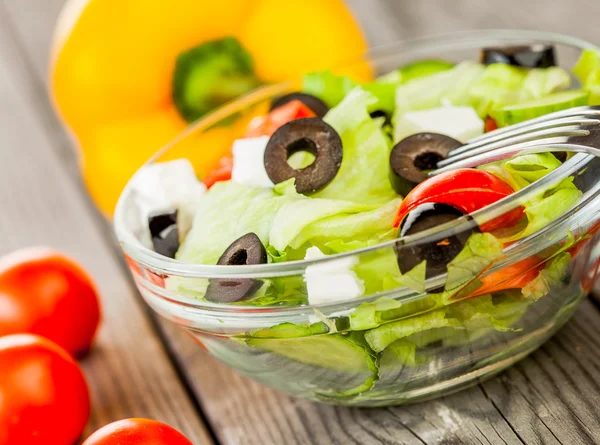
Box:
[394,168,523,232]
[462,256,543,299]
[0,247,101,357]
[82,418,193,445]
[204,100,316,188]
[203,156,234,188]
[245,99,317,137]
[485,116,499,133]
[0,334,90,445]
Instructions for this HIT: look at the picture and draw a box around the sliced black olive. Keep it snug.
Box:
[369,109,392,126]
[270,92,329,118]
[264,118,343,193]
[205,233,267,303]
[148,210,179,258]
[395,203,480,280]
[390,133,463,196]
[481,44,556,68]
[554,151,568,163]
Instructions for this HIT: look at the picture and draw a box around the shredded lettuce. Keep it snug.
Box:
[503,177,582,242]
[176,182,291,265]
[522,252,571,300]
[313,88,397,206]
[302,70,358,108]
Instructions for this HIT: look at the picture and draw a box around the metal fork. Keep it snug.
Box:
[431,106,600,175]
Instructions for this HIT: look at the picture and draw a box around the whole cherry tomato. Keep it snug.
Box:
[0,334,90,445]
[0,247,101,357]
[82,418,193,445]
[204,100,316,188]
[395,168,523,232]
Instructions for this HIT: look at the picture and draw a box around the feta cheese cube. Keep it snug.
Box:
[231,136,274,188]
[395,106,484,143]
[128,159,205,248]
[304,247,365,305]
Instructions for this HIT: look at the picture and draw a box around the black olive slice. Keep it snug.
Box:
[216,233,268,266]
[390,133,463,196]
[270,92,329,118]
[148,210,179,258]
[395,203,480,280]
[205,233,267,303]
[481,44,556,68]
[264,118,343,193]
[369,109,392,126]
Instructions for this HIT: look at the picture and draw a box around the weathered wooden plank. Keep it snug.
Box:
[0,5,213,444]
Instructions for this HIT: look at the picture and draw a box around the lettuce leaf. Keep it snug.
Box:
[289,198,401,251]
[268,197,371,252]
[522,252,571,300]
[302,70,358,108]
[176,181,292,264]
[313,88,397,206]
[502,177,582,242]
[573,49,600,85]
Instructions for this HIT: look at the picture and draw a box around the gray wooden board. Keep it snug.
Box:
[3,0,600,444]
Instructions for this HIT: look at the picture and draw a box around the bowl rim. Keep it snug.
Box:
[113,29,600,309]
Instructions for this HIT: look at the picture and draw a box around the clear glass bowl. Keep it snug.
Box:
[114,30,600,406]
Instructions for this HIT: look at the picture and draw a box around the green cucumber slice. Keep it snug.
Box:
[399,59,455,82]
[490,90,589,126]
[247,331,379,396]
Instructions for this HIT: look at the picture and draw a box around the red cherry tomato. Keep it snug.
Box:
[395,168,523,232]
[0,334,90,445]
[204,100,316,188]
[203,156,234,188]
[0,248,101,357]
[462,256,543,299]
[82,418,193,445]
[485,116,499,132]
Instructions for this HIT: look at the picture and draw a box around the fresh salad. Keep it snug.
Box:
[132,45,600,400]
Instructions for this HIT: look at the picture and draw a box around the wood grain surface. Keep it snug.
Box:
[2,0,600,444]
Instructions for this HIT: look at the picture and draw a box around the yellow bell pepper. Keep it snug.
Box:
[50,0,370,216]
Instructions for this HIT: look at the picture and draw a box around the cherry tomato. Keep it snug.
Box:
[82,418,193,445]
[245,99,316,137]
[0,334,90,445]
[203,156,234,188]
[204,100,316,188]
[462,256,543,299]
[0,248,101,357]
[485,116,499,132]
[394,168,523,232]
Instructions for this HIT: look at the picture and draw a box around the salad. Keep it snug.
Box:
[131,44,600,401]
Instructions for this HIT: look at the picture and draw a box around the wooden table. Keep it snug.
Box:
[2,0,600,443]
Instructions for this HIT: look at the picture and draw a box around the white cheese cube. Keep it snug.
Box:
[304,247,365,305]
[395,106,484,143]
[231,136,274,188]
[128,159,205,248]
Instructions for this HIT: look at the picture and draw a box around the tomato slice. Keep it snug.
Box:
[485,116,499,133]
[204,100,316,188]
[462,256,543,299]
[395,168,523,232]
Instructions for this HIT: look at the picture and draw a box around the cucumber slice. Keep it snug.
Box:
[247,332,374,373]
[490,90,589,126]
[399,59,455,82]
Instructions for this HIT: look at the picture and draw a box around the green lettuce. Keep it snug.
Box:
[176,181,292,264]
[302,70,358,108]
[502,177,582,242]
[289,198,401,251]
[522,252,571,300]
[313,88,397,206]
[268,197,370,252]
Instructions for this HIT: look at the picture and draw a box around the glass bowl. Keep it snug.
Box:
[114,30,600,406]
